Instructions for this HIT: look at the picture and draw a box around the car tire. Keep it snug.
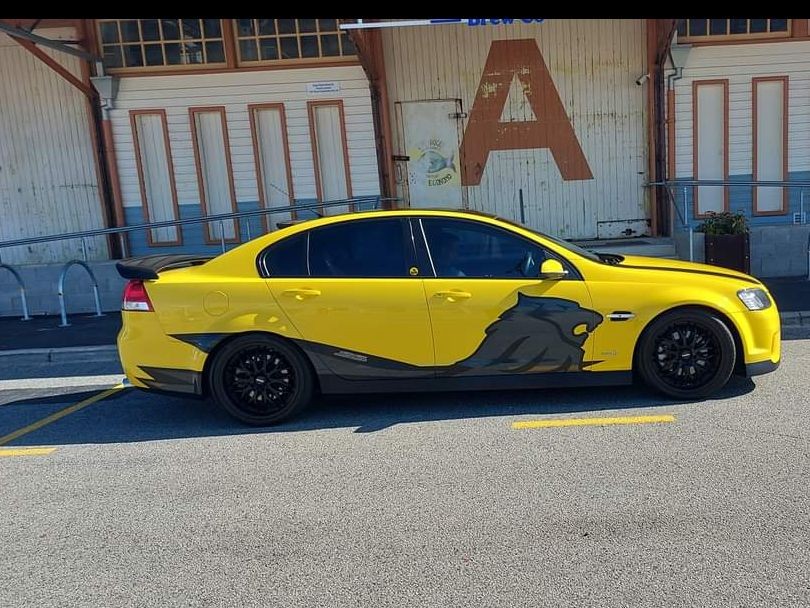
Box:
[209,334,315,426]
[637,309,736,400]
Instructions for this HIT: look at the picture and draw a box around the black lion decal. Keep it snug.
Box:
[440,294,603,376]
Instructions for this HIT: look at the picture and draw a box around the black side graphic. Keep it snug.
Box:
[440,295,603,376]
[137,366,202,395]
[170,333,230,353]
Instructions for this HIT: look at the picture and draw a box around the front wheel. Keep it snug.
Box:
[637,310,736,400]
[209,334,315,425]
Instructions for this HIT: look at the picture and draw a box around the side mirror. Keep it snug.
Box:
[539,258,568,280]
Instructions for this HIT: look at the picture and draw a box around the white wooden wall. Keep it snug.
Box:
[673,40,810,182]
[0,28,107,264]
[109,66,380,224]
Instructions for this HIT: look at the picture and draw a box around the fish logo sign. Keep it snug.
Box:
[459,39,593,186]
[410,138,459,188]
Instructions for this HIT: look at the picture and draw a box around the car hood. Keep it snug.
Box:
[613,255,763,286]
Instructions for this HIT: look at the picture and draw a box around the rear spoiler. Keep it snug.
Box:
[116,254,214,280]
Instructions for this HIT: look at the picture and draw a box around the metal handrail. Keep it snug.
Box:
[57,260,105,327]
[0,196,394,252]
[0,264,31,321]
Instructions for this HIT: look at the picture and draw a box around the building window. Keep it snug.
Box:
[98,19,227,70]
[233,19,356,64]
[677,19,790,42]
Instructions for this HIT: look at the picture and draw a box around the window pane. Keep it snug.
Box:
[422,218,548,279]
[239,39,259,61]
[280,37,299,59]
[341,33,356,56]
[709,19,727,35]
[262,233,308,277]
[100,22,119,44]
[182,19,202,40]
[309,220,409,278]
[141,19,160,41]
[203,19,221,38]
[144,44,164,66]
[676,20,687,37]
[688,19,707,36]
[205,41,225,63]
[770,19,788,32]
[729,19,747,34]
[182,42,204,64]
[258,19,276,35]
[299,19,317,33]
[750,19,767,33]
[102,44,123,68]
[121,20,141,43]
[161,19,180,40]
[123,45,144,67]
[278,19,296,35]
[259,37,279,61]
[318,19,337,32]
[164,43,182,64]
[321,34,339,56]
[301,35,318,58]
[236,18,254,37]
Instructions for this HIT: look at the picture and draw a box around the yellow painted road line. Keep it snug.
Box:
[512,414,676,430]
[0,447,57,457]
[0,384,125,447]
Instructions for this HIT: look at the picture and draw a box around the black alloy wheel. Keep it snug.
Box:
[210,335,314,425]
[638,310,736,399]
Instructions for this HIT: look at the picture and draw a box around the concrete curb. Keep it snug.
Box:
[780,311,810,327]
[0,345,120,365]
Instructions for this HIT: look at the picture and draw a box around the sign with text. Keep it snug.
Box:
[307,82,340,94]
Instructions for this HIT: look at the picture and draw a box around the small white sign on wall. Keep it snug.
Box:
[307,81,340,94]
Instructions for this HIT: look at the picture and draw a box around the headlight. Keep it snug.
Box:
[737,288,772,311]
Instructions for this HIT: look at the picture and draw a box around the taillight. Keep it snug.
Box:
[122,280,154,312]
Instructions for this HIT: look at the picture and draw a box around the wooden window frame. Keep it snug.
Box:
[97,19,228,74]
[129,109,183,247]
[307,100,354,211]
[692,79,730,219]
[248,102,297,230]
[752,75,789,217]
[232,19,357,68]
[678,19,792,44]
[188,106,240,245]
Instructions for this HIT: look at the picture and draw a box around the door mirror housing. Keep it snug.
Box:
[538,258,568,280]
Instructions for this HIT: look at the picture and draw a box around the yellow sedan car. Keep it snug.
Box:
[116,209,781,425]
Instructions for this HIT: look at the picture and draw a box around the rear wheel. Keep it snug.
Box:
[637,309,736,400]
[209,334,314,425]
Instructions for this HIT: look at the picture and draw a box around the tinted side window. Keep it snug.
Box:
[260,232,308,277]
[309,218,410,278]
[422,218,548,279]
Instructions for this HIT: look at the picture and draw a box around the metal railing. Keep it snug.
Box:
[0,196,394,323]
[648,180,810,264]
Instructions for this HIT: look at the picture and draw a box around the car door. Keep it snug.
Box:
[264,217,435,380]
[417,216,602,377]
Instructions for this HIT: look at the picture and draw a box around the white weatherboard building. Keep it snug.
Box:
[1,19,809,308]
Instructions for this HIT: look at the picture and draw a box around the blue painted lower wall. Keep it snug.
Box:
[670,171,810,229]
[123,197,382,256]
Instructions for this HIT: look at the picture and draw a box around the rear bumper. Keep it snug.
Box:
[745,358,780,377]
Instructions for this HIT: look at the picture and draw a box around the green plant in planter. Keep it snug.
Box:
[696,211,749,235]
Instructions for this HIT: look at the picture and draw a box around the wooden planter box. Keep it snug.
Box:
[704,233,750,274]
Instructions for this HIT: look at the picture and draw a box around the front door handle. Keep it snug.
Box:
[434,290,472,302]
[281,288,322,300]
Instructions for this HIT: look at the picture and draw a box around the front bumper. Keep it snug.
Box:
[745,358,780,377]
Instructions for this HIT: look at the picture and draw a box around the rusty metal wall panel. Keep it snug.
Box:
[382,20,648,240]
[0,29,107,264]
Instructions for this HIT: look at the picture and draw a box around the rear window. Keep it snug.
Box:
[260,232,307,277]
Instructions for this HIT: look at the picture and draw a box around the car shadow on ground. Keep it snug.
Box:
[3,376,756,446]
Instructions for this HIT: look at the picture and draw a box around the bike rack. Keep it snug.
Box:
[0,263,31,321]
[57,260,104,327]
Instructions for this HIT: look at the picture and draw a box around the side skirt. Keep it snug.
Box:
[318,371,633,395]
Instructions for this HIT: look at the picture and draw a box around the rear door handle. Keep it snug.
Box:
[282,288,322,300]
[434,290,472,301]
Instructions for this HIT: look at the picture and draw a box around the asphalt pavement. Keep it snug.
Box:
[0,330,808,607]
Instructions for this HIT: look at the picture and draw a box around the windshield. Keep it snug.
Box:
[491,215,605,263]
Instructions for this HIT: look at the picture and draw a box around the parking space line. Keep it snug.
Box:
[0,384,125,447]
[0,447,57,457]
[0,375,125,391]
[512,414,676,429]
